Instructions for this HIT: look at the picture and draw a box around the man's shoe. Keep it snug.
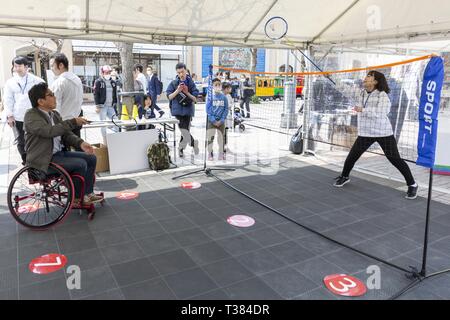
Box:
[406,184,418,200]
[218,153,225,161]
[159,111,165,118]
[193,140,200,155]
[208,152,214,161]
[74,197,92,206]
[333,176,350,188]
[179,149,184,158]
[87,193,104,203]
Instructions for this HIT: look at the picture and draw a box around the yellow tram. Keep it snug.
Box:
[255,76,304,100]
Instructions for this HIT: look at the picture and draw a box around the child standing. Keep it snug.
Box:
[222,82,233,154]
[207,78,229,161]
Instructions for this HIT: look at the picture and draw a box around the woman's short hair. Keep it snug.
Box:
[367,70,390,94]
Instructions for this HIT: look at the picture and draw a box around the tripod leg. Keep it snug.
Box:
[172,169,205,180]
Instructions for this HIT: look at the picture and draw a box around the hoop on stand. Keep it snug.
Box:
[264,16,288,41]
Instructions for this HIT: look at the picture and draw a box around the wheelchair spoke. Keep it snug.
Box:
[17,196,38,211]
[16,179,37,195]
[50,201,63,223]
[47,198,66,208]
[22,198,39,225]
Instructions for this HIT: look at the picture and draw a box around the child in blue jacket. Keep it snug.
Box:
[207,78,229,161]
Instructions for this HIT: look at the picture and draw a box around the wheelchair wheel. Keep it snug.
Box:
[7,163,75,230]
[239,124,246,132]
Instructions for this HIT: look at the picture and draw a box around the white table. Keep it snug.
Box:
[83,117,180,165]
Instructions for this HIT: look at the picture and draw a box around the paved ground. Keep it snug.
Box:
[1,101,449,300]
[1,156,450,299]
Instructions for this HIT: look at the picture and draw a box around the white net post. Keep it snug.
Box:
[302,46,314,154]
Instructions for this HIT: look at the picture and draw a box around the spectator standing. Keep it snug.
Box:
[166,63,199,158]
[3,56,44,164]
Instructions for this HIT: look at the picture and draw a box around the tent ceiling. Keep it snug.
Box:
[0,0,449,49]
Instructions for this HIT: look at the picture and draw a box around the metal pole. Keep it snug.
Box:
[420,168,434,277]
[302,46,313,154]
[286,50,292,132]
[283,49,290,114]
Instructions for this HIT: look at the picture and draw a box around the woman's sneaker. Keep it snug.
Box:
[333,176,350,187]
[405,184,418,199]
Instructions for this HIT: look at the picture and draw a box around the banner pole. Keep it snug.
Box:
[420,168,434,277]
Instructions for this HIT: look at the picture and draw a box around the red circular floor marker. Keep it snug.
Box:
[227,215,255,228]
[116,191,139,200]
[181,182,202,189]
[17,204,39,215]
[324,274,367,297]
[29,254,67,274]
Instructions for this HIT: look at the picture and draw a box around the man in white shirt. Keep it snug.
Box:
[133,64,147,112]
[134,64,148,93]
[50,53,84,139]
[3,56,44,164]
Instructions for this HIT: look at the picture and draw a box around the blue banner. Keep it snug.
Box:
[416,56,444,168]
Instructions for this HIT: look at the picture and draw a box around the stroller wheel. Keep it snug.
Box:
[239,124,245,132]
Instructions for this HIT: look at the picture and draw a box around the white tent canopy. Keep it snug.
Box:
[0,0,449,48]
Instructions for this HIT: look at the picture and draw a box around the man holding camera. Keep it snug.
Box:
[166,63,199,158]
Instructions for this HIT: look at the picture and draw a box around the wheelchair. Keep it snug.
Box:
[7,162,104,230]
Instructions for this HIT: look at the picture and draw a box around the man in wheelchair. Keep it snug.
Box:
[24,82,103,206]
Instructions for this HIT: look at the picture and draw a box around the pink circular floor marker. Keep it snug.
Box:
[227,215,255,227]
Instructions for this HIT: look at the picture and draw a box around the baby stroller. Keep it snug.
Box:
[233,106,245,132]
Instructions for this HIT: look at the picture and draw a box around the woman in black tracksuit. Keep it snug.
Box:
[333,70,418,199]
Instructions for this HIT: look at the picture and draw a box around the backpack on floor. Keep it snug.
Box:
[147,142,171,171]
[289,125,304,155]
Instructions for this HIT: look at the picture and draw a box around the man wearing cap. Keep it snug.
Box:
[93,65,117,143]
